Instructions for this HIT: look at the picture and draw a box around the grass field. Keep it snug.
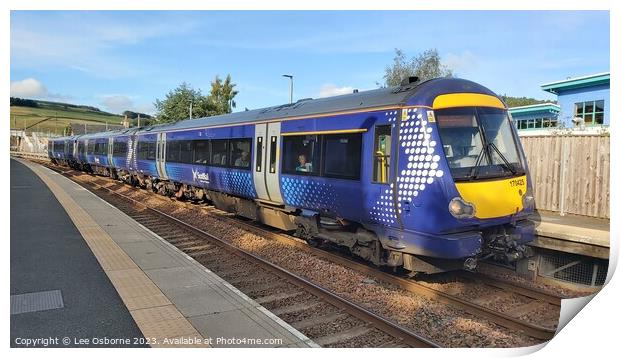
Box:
[10,100,124,135]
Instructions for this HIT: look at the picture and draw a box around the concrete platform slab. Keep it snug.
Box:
[532,210,610,258]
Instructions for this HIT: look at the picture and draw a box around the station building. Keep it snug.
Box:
[509,103,560,131]
[509,72,610,133]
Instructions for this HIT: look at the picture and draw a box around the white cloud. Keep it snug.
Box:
[11,12,199,79]
[318,84,355,98]
[101,95,133,114]
[444,50,478,75]
[100,95,155,115]
[10,78,48,98]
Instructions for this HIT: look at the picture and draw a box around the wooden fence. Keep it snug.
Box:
[520,134,610,218]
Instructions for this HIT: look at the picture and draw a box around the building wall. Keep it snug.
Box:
[556,84,610,128]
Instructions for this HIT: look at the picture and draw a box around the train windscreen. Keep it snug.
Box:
[434,107,525,181]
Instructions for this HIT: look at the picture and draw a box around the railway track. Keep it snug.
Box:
[46,165,438,348]
[41,162,560,344]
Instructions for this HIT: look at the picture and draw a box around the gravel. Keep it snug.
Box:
[69,172,552,348]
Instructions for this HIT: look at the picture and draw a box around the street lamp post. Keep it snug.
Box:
[282,74,293,104]
[189,99,193,120]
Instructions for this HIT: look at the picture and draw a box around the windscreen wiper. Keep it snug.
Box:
[488,142,517,175]
[468,144,489,180]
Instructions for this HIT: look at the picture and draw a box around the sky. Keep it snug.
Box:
[10,10,610,115]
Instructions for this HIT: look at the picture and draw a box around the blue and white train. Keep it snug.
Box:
[49,77,536,274]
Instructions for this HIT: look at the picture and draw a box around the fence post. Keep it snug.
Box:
[558,134,568,216]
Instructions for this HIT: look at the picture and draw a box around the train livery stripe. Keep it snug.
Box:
[432,93,505,110]
[455,175,527,219]
[281,128,368,136]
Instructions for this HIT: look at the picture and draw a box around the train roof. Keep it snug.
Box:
[54,77,500,139]
[135,78,440,135]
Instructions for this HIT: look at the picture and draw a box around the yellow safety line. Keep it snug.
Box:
[18,159,206,348]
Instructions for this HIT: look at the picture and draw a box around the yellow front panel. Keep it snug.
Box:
[455,176,527,219]
[432,93,506,110]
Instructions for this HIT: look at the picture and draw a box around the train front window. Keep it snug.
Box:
[435,107,524,181]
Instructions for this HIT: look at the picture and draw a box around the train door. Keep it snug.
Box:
[72,139,78,160]
[253,123,269,200]
[108,137,114,168]
[156,132,168,179]
[253,122,284,203]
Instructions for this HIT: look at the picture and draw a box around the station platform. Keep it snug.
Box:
[10,158,317,348]
[531,210,610,259]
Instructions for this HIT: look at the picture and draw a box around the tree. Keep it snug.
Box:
[500,95,557,108]
[123,110,152,120]
[153,82,209,123]
[208,74,238,115]
[382,48,453,87]
[153,75,238,123]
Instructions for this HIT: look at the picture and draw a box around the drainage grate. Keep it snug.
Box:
[10,290,64,315]
[537,249,608,286]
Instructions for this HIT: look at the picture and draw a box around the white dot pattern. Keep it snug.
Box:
[282,177,339,210]
[370,108,445,225]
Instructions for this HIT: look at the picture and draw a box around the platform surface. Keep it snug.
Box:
[11,159,317,348]
[534,210,609,247]
[11,159,146,347]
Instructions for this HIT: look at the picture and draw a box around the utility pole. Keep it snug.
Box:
[282,74,293,104]
[189,99,193,120]
[138,113,141,127]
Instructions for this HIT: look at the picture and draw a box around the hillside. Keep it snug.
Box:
[10,98,124,135]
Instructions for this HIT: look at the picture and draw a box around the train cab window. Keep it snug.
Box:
[322,133,362,180]
[229,138,251,169]
[282,135,320,175]
[166,141,180,162]
[113,141,128,157]
[193,140,210,164]
[179,141,194,164]
[211,140,228,166]
[373,125,392,183]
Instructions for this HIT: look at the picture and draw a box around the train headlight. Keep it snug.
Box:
[448,197,476,219]
[522,191,535,211]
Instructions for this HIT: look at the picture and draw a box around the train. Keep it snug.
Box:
[48,77,536,274]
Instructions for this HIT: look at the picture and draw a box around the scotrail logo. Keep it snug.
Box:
[192,168,210,184]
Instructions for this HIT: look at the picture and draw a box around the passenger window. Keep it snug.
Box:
[211,139,228,166]
[322,133,362,180]
[373,125,392,183]
[255,137,263,172]
[193,140,210,164]
[230,138,251,169]
[179,141,194,163]
[87,142,94,155]
[282,135,320,175]
[166,141,180,162]
[113,141,127,157]
[146,142,156,160]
